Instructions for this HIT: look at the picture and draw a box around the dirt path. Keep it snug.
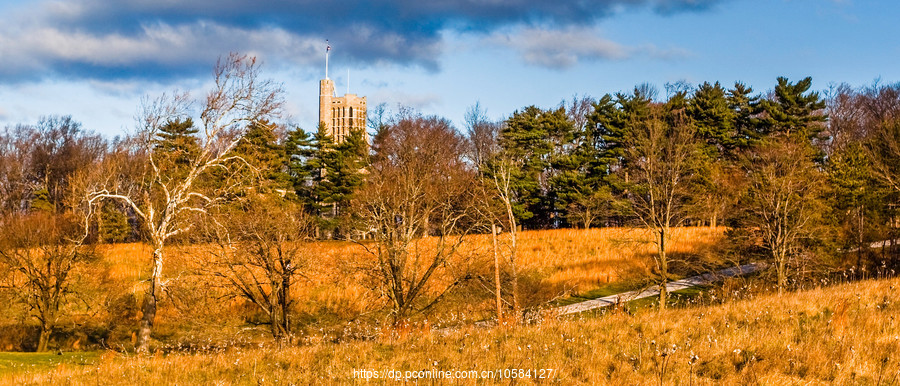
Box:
[553,262,763,316]
[553,238,894,316]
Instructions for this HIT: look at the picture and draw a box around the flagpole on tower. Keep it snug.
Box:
[325,40,331,80]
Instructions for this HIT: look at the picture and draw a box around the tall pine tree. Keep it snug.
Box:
[498,106,571,227]
[232,119,291,194]
[152,118,200,180]
[759,77,827,139]
[289,123,367,237]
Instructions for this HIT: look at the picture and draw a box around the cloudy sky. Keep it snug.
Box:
[0,0,897,137]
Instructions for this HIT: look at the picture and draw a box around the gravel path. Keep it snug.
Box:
[553,262,763,316]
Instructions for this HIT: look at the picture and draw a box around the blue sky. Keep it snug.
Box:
[0,0,897,137]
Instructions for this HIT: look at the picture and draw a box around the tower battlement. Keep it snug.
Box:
[319,78,366,144]
[318,41,366,144]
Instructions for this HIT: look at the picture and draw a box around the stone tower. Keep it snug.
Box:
[318,80,367,144]
[318,46,366,144]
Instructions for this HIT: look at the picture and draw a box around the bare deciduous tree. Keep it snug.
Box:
[466,109,527,324]
[367,102,390,133]
[826,82,900,263]
[488,157,522,322]
[464,109,515,324]
[464,102,500,168]
[564,94,595,134]
[202,198,313,342]
[0,125,30,214]
[0,212,93,352]
[861,85,900,195]
[622,110,698,310]
[734,137,825,292]
[86,53,283,352]
[566,187,613,229]
[356,114,477,324]
[0,119,105,215]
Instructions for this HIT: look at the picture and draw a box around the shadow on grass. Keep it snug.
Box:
[0,351,100,376]
[561,285,713,320]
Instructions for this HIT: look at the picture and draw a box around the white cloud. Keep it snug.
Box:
[638,44,692,60]
[369,90,442,111]
[0,21,325,80]
[486,26,630,69]
[0,0,718,82]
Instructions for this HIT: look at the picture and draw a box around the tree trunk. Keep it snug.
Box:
[856,206,864,269]
[280,271,291,342]
[491,223,502,323]
[658,280,667,311]
[136,247,163,353]
[36,325,51,352]
[270,312,282,341]
[658,229,668,311]
[500,191,521,324]
[36,296,54,352]
[509,218,520,324]
[776,251,787,294]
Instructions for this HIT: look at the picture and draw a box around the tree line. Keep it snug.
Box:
[2,54,900,351]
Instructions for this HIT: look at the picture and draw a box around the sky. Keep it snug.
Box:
[0,0,898,138]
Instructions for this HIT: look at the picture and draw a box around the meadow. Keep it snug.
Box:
[2,273,897,384]
[88,227,726,339]
[12,226,843,384]
[0,227,725,351]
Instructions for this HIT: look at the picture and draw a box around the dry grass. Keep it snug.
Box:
[0,227,724,351]
[89,227,724,323]
[492,227,724,292]
[4,275,898,385]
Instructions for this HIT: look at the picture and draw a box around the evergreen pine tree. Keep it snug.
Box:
[727,82,762,151]
[828,141,889,265]
[232,119,291,194]
[152,118,200,179]
[283,125,317,204]
[98,202,131,243]
[328,128,367,226]
[291,123,367,237]
[690,81,737,158]
[550,102,609,228]
[688,82,740,226]
[308,123,336,218]
[588,88,653,192]
[760,77,827,139]
[29,187,54,213]
[497,106,570,227]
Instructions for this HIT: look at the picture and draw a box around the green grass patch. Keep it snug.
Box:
[553,273,693,308]
[552,280,644,307]
[567,284,714,319]
[0,351,100,375]
[624,284,713,312]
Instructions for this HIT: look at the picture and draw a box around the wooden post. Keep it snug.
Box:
[492,223,502,323]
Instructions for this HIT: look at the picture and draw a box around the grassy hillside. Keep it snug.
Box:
[3,275,897,384]
[0,227,724,352]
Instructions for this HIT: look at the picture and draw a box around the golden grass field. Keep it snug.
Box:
[89,227,725,328]
[97,226,725,286]
[0,227,728,356]
[3,274,898,384]
[500,226,724,290]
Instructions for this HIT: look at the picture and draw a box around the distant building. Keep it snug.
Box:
[318,42,366,144]
[318,78,366,144]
